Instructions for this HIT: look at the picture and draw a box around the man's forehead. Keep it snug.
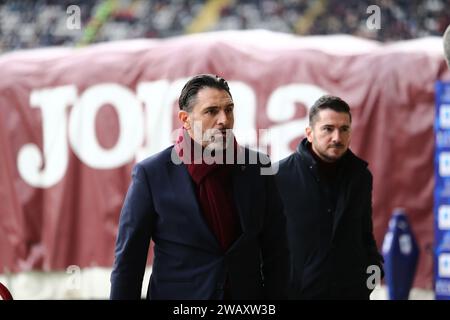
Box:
[197,87,231,98]
[196,88,233,107]
[316,109,351,124]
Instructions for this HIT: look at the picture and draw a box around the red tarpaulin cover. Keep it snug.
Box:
[0,31,448,289]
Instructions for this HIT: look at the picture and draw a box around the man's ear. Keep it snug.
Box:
[305,126,313,143]
[178,110,190,129]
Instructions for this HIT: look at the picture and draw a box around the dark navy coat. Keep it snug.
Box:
[110,146,289,300]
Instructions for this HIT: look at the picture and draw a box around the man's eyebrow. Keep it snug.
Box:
[205,106,219,110]
[320,124,350,128]
[204,103,234,110]
[220,103,234,109]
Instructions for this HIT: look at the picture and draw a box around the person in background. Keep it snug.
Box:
[276,95,384,299]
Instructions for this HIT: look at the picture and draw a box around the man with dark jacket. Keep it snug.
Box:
[276,95,383,300]
[110,74,289,300]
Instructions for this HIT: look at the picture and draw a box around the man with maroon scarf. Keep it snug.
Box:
[110,74,289,300]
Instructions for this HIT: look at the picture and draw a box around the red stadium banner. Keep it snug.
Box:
[0,31,448,289]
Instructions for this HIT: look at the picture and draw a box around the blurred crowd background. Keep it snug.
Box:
[0,0,449,53]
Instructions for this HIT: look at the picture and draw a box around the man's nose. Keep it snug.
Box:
[332,129,341,143]
[217,110,228,125]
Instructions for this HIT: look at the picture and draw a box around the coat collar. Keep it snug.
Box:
[295,137,368,172]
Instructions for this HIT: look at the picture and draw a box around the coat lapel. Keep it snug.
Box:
[166,159,221,251]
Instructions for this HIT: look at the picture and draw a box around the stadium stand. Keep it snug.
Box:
[0,0,449,53]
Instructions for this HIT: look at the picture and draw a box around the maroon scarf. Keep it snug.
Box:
[174,128,242,252]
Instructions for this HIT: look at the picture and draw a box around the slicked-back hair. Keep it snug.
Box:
[309,95,352,126]
[178,74,232,112]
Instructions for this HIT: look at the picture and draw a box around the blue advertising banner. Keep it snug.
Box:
[434,81,450,300]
